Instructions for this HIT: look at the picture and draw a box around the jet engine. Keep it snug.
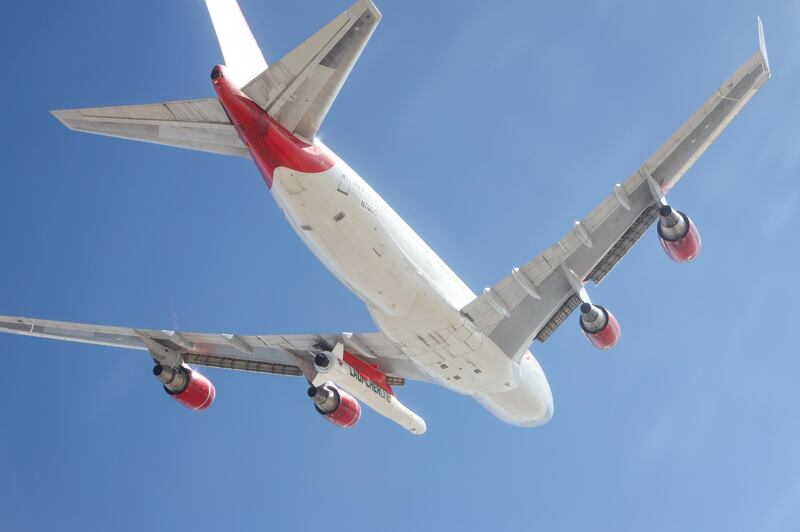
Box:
[579,303,621,349]
[657,205,702,262]
[153,364,216,410]
[308,383,361,428]
[314,352,334,374]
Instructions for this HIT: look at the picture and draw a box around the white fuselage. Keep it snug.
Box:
[271,144,553,426]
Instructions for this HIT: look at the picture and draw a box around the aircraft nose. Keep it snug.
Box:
[539,378,555,424]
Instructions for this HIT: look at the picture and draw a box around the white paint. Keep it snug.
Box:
[314,344,426,434]
[206,0,269,87]
[271,143,554,427]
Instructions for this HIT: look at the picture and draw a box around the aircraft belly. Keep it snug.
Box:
[369,304,520,394]
[271,162,545,400]
[272,165,421,316]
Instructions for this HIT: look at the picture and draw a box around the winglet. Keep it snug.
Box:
[757,15,771,75]
[359,0,382,20]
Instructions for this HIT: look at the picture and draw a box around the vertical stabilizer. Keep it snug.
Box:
[206,0,269,87]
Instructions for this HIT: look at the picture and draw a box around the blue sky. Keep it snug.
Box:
[1,0,799,530]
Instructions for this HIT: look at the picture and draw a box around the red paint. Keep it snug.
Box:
[172,368,216,410]
[582,308,621,350]
[344,350,395,396]
[324,389,361,428]
[211,64,334,188]
[659,216,702,263]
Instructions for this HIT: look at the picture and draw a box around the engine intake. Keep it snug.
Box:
[657,205,702,262]
[579,303,621,349]
[308,383,361,428]
[314,352,332,373]
[153,364,216,411]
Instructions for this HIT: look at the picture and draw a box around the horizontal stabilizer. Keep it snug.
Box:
[51,99,249,157]
[241,0,381,141]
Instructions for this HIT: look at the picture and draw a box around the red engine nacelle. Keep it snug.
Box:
[579,303,621,349]
[657,205,702,263]
[153,364,216,411]
[308,383,361,428]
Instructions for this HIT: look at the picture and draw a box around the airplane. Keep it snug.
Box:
[0,0,771,434]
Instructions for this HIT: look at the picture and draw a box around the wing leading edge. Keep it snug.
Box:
[461,18,771,359]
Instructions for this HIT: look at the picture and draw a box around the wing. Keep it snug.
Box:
[461,19,771,359]
[51,98,249,158]
[240,0,381,141]
[0,315,430,385]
